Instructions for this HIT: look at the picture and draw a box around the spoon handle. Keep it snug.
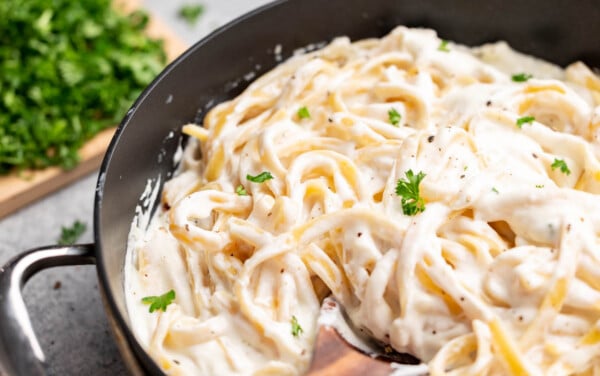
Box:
[306,325,394,376]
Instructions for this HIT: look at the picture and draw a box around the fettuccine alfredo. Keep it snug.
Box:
[125,26,600,375]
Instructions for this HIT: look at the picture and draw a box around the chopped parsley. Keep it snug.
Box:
[58,220,87,245]
[492,187,499,194]
[516,116,535,128]
[0,1,167,174]
[247,171,274,183]
[235,185,247,195]
[297,106,311,119]
[141,289,176,313]
[178,4,204,25]
[388,108,402,126]
[291,315,303,337]
[395,170,426,216]
[438,40,450,52]
[535,184,544,188]
[511,73,533,82]
[551,158,571,175]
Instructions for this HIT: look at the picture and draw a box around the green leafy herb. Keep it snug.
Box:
[235,184,247,195]
[178,4,204,25]
[395,170,426,216]
[247,171,274,183]
[297,106,311,119]
[58,220,87,245]
[516,116,535,128]
[492,187,499,194]
[388,108,401,126]
[511,73,533,82]
[0,1,167,174]
[535,184,544,188]
[291,315,303,337]
[141,289,176,313]
[551,158,571,175]
[438,40,450,52]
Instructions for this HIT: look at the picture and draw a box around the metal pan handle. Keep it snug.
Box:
[0,244,95,376]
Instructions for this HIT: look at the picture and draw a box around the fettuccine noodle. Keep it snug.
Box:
[125,26,600,375]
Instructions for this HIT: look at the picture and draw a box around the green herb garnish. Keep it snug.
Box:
[297,106,311,119]
[438,40,450,52]
[178,4,204,25]
[0,1,167,174]
[247,171,274,183]
[291,315,303,337]
[235,185,247,195]
[516,116,535,128]
[551,158,571,175]
[511,73,533,82]
[388,108,401,126]
[58,220,87,245]
[492,187,499,194]
[142,290,176,313]
[535,184,544,188]
[395,170,426,216]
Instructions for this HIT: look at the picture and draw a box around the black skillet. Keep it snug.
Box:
[0,0,598,374]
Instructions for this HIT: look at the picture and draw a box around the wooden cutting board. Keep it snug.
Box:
[0,0,188,219]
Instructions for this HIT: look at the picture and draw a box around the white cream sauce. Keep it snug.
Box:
[125,27,600,375]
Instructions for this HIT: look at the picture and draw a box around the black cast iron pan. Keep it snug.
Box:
[0,0,598,374]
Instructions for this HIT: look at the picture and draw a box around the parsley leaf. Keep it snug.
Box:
[388,108,401,126]
[491,187,499,194]
[516,116,535,128]
[141,289,176,313]
[511,73,533,82]
[551,158,571,175]
[395,170,426,216]
[291,315,303,337]
[247,171,274,183]
[178,4,204,25]
[0,1,167,174]
[58,220,87,245]
[438,40,450,52]
[235,185,247,195]
[535,184,544,188]
[297,106,311,119]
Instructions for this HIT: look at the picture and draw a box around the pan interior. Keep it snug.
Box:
[94,0,600,373]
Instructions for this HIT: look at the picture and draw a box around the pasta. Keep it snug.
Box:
[125,26,600,375]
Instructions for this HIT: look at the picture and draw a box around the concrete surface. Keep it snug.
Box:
[0,1,271,374]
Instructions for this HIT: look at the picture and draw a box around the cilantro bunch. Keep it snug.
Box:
[0,0,167,174]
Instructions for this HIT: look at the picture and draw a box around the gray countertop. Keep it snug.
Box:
[0,1,271,374]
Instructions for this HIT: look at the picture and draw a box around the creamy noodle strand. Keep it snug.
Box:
[125,26,600,375]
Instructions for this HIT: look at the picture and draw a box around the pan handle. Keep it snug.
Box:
[0,244,96,376]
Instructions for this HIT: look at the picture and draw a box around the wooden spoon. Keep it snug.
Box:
[305,297,427,376]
